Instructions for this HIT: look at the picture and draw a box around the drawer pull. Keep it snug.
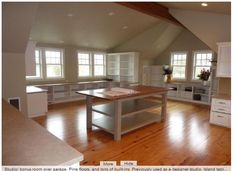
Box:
[218,102,226,104]
[217,115,224,118]
[216,108,225,111]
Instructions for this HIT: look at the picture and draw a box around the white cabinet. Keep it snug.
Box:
[27,86,48,118]
[150,65,164,87]
[25,41,36,76]
[210,97,231,128]
[107,52,139,83]
[216,42,231,77]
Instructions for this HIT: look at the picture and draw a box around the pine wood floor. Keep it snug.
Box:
[34,98,231,166]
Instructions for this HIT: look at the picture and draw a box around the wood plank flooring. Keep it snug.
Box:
[33,98,231,165]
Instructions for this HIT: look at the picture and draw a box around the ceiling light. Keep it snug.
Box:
[122,26,128,30]
[108,12,115,16]
[67,13,74,17]
[59,40,64,43]
[201,3,208,7]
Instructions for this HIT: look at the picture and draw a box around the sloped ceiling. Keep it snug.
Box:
[169,9,230,52]
[30,2,160,50]
[160,2,230,15]
[112,21,183,59]
[2,3,38,53]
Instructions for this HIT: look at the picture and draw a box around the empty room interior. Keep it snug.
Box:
[2,2,231,166]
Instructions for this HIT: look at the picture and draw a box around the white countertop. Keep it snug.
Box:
[2,100,83,165]
[27,86,48,94]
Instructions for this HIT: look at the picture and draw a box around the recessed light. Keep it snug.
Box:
[59,40,64,43]
[67,13,74,17]
[201,3,208,7]
[108,12,115,16]
[122,26,128,30]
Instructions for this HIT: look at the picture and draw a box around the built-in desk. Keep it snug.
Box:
[77,86,168,141]
[2,100,83,165]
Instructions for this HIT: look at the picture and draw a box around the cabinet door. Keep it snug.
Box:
[216,42,231,77]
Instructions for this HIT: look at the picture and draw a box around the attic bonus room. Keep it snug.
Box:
[2,2,231,167]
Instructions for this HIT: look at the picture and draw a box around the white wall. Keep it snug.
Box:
[2,53,28,114]
[169,9,231,52]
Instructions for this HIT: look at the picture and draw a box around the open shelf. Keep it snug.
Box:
[92,99,161,118]
[92,111,161,135]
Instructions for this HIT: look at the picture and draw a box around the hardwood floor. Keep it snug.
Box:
[33,99,231,165]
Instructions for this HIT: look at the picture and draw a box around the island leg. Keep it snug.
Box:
[114,100,122,141]
[86,96,92,129]
[161,93,167,121]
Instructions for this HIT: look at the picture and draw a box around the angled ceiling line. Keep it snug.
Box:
[116,2,184,27]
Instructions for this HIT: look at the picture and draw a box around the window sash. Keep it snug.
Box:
[193,51,212,80]
[171,52,187,80]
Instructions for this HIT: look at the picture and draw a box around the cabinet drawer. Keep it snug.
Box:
[210,111,231,128]
[212,98,231,113]
[212,98,231,108]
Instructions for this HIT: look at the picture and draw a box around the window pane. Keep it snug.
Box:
[173,66,185,79]
[193,51,212,79]
[36,64,41,77]
[94,54,104,65]
[47,65,62,77]
[94,66,104,76]
[45,50,62,64]
[78,53,90,64]
[171,52,187,79]
[78,65,90,76]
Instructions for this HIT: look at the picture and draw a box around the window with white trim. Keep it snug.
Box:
[193,51,213,80]
[78,52,91,77]
[45,49,64,78]
[26,49,42,79]
[26,48,64,80]
[94,53,106,76]
[77,51,106,77]
[171,52,187,79]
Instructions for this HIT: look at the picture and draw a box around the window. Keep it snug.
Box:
[78,52,91,77]
[77,51,106,77]
[193,51,212,80]
[45,49,64,78]
[94,54,106,76]
[171,52,187,79]
[26,49,42,79]
[26,48,64,80]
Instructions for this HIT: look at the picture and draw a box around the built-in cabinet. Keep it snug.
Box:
[107,52,139,83]
[216,42,231,78]
[210,95,231,128]
[166,83,211,105]
[144,65,218,105]
[36,81,119,104]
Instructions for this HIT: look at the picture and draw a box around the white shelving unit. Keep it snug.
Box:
[166,83,211,105]
[216,42,231,78]
[35,81,117,104]
[107,52,139,83]
[91,98,162,136]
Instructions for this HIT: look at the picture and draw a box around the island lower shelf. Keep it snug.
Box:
[92,99,162,118]
[92,111,161,135]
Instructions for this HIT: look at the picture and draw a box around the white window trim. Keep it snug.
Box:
[26,47,65,81]
[192,50,213,81]
[26,48,43,80]
[77,50,106,78]
[170,51,188,81]
[77,50,92,78]
[93,52,106,77]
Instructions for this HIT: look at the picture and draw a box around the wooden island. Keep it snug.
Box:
[77,85,168,141]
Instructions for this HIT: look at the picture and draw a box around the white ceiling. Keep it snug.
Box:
[160,2,231,15]
[30,2,160,50]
